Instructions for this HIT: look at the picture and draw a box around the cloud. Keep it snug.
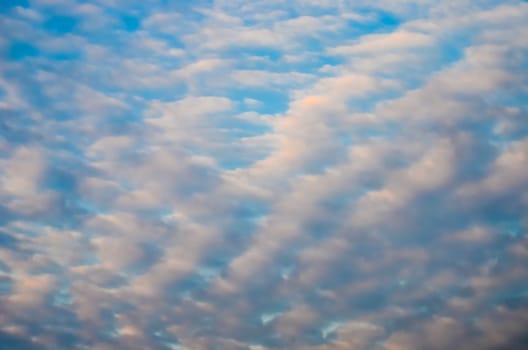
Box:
[328,31,435,56]
[0,0,527,349]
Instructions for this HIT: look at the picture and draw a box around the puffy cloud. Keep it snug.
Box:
[329,31,435,56]
[0,146,47,197]
[0,0,527,349]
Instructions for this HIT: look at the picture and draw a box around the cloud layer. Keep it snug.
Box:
[1,1,528,349]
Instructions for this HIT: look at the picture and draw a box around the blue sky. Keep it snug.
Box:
[1,1,528,349]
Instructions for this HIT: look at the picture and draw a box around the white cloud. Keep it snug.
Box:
[329,31,435,56]
[1,1,528,349]
[0,147,47,197]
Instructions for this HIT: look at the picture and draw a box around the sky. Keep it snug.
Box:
[0,0,528,349]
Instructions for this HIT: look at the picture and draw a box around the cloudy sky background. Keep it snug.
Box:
[1,0,528,349]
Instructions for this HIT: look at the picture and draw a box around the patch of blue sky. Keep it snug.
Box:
[250,301,291,329]
[123,84,188,105]
[166,0,213,16]
[100,275,129,290]
[495,289,528,310]
[6,222,48,238]
[0,77,74,123]
[0,276,13,295]
[321,321,342,339]
[435,34,469,67]
[228,88,289,115]
[126,242,163,276]
[343,7,401,35]
[304,217,340,241]
[143,208,180,226]
[160,209,179,226]
[350,289,389,314]
[163,342,183,350]
[166,273,211,300]
[0,113,40,147]
[101,326,120,340]
[472,280,528,310]
[217,149,270,171]
[302,329,332,346]
[0,208,16,228]
[260,311,282,326]
[29,42,84,63]
[280,265,294,280]
[482,123,527,152]
[0,0,28,11]
[296,35,329,54]
[487,91,528,111]
[41,313,80,334]
[474,197,528,229]
[256,334,288,349]
[94,113,147,137]
[58,198,101,228]
[223,200,270,238]
[43,15,78,34]
[46,50,83,61]
[56,199,98,228]
[364,41,467,92]
[222,220,259,243]
[233,199,270,222]
[494,219,524,238]
[53,332,83,350]
[74,250,100,268]
[0,260,11,273]
[217,158,246,170]
[0,230,19,249]
[105,301,135,317]
[44,147,91,175]
[51,280,73,307]
[44,166,78,193]
[152,328,168,339]
[195,265,220,282]
[7,41,40,60]
[200,250,233,272]
[288,54,344,73]
[99,311,121,339]
[147,32,187,54]
[226,46,283,64]
[120,14,141,32]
